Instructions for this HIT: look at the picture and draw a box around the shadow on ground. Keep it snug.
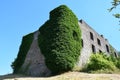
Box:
[0,74,29,80]
[0,73,54,80]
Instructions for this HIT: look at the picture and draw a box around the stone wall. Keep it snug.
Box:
[77,20,118,67]
[20,19,118,76]
[20,31,51,77]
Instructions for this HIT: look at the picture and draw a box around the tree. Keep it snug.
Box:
[109,0,120,24]
[109,0,120,11]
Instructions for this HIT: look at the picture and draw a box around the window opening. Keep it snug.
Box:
[106,45,109,53]
[90,32,94,40]
[114,52,117,57]
[99,50,102,53]
[97,38,101,46]
[92,44,96,53]
[81,39,84,47]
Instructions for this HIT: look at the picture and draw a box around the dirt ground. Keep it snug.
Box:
[1,72,120,80]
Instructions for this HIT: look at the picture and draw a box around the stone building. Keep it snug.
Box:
[13,5,119,76]
[14,19,118,77]
[77,19,118,67]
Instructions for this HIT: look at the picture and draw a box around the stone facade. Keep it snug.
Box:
[20,19,118,76]
[20,31,51,77]
[77,20,118,67]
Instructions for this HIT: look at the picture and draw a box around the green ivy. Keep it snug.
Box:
[38,5,81,74]
[11,33,34,73]
[83,53,118,73]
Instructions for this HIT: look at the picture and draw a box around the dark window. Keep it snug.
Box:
[106,45,109,53]
[73,31,78,41]
[114,52,117,57]
[92,44,96,53]
[101,35,103,38]
[81,39,84,47]
[80,20,82,23]
[99,50,102,53]
[90,32,94,40]
[97,38,101,46]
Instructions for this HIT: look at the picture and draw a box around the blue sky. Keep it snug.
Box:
[0,0,120,75]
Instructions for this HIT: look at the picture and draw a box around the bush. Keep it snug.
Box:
[107,54,120,69]
[38,5,81,74]
[84,53,117,73]
[115,57,120,69]
[11,33,34,73]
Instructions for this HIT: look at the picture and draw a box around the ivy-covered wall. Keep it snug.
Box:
[12,33,34,73]
[38,5,82,74]
[110,44,118,57]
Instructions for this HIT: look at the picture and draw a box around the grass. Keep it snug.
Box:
[1,71,120,80]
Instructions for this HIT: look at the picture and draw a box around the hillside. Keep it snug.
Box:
[1,72,120,80]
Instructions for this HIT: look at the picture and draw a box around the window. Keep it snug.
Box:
[99,50,102,53]
[106,45,109,53]
[73,31,78,41]
[101,35,103,38]
[114,52,117,57]
[79,20,82,23]
[97,38,101,46]
[92,44,96,53]
[81,39,84,47]
[90,32,94,40]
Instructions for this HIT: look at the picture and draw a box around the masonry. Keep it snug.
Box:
[12,5,119,76]
[77,19,118,67]
[13,19,118,76]
[20,20,118,75]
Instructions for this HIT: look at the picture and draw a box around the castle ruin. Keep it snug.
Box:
[12,5,119,77]
[78,20,118,67]
[17,20,118,76]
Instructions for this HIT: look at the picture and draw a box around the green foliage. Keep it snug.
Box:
[11,33,33,73]
[113,14,120,18]
[110,45,115,55]
[109,0,120,12]
[107,54,120,69]
[118,52,120,57]
[18,62,31,75]
[38,5,81,74]
[115,57,120,69]
[83,53,117,73]
[109,0,120,25]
